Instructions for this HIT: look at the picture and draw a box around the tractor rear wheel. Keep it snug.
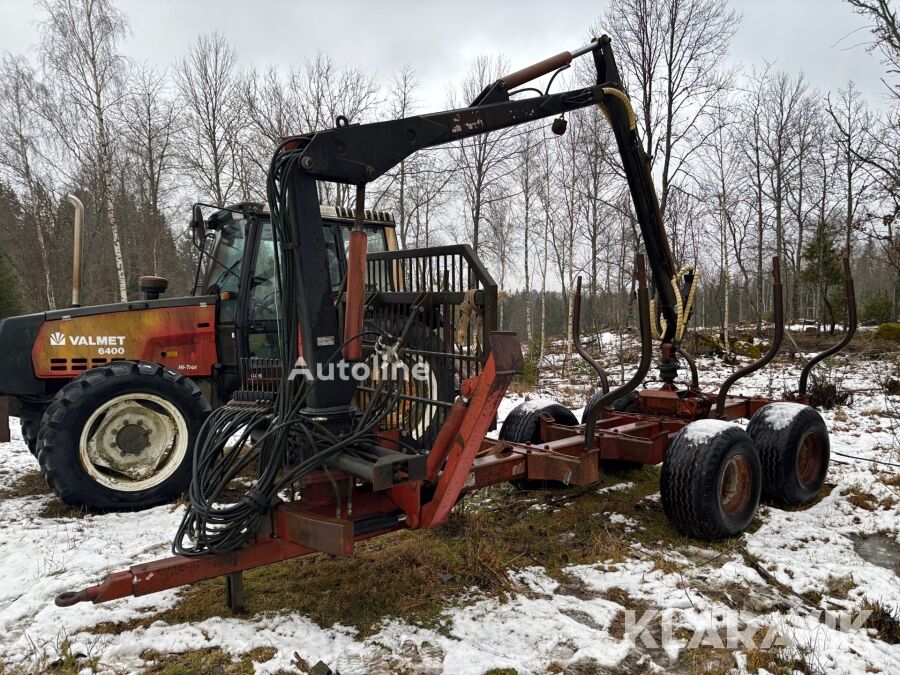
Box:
[21,419,39,456]
[746,402,829,507]
[500,400,577,489]
[661,420,761,540]
[362,317,454,453]
[36,361,210,511]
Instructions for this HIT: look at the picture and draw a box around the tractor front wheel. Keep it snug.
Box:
[36,361,210,510]
[661,420,761,540]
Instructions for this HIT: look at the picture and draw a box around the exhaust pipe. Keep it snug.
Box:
[65,194,84,307]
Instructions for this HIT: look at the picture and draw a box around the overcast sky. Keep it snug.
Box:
[0,0,891,112]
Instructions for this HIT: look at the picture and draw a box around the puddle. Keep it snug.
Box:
[851,532,900,575]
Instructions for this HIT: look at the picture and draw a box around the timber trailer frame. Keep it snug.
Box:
[57,35,856,610]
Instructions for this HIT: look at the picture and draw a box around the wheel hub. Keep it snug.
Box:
[82,397,181,484]
[720,455,752,516]
[115,423,151,455]
[796,432,824,489]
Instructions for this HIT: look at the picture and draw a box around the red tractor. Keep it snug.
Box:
[0,202,401,509]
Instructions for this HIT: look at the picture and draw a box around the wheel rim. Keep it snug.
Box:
[78,393,189,492]
[796,431,824,489]
[362,354,439,441]
[719,454,753,517]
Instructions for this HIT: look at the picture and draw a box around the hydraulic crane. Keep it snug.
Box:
[55,34,849,610]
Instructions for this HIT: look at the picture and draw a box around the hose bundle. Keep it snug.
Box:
[173,141,416,556]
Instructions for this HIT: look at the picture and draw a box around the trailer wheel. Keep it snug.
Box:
[501,400,577,444]
[746,402,829,507]
[21,419,39,456]
[500,400,577,489]
[36,361,210,511]
[661,420,761,540]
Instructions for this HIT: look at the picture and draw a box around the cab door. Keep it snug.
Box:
[238,219,393,364]
[241,220,281,361]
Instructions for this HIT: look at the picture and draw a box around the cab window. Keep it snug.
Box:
[248,222,278,322]
[204,216,248,322]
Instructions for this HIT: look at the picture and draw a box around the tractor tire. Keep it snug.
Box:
[501,400,578,444]
[661,420,761,540]
[581,391,642,472]
[21,419,39,457]
[36,361,210,511]
[746,402,829,507]
[499,400,577,489]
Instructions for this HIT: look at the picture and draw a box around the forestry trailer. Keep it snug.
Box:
[14,35,860,610]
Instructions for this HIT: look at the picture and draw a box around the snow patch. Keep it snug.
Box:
[515,398,563,414]
[682,419,737,444]
[760,401,809,430]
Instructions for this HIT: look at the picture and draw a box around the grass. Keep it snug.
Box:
[88,463,761,649]
[844,485,879,511]
[139,646,278,674]
[91,466,689,638]
[0,469,51,500]
[744,643,817,675]
[862,599,900,644]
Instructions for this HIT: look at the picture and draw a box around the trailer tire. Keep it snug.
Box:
[36,361,210,511]
[501,400,577,445]
[500,400,577,490]
[21,419,39,456]
[746,402,829,507]
[661,421,761,540]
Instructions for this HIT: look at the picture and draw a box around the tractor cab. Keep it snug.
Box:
[191,202,398,393]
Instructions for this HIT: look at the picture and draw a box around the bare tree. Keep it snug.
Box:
[603,0,739,219]
[296,53,379,206]
[760,70,808,318]
[39,0,129,301]
[847,0,900,99]
[122,63,178,273]
[827,82,875,253]
[384,65,419,246]
[450,55,517,252]
[515,127,540,342]
[176,32,243,208]
[0,56,57,309]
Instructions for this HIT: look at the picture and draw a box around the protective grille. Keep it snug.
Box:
[359,245,497,450]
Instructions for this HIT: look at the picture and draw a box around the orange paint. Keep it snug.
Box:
[33,304,218,378]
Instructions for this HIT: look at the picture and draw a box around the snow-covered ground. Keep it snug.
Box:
[0,341,898,674]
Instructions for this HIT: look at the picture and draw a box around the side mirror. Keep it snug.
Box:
[190,204,206,248]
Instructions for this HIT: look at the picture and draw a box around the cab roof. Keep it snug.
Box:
[207,201,395,229]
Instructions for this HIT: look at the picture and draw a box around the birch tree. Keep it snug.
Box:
[122,63,178,273]
[39,0,129,301]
